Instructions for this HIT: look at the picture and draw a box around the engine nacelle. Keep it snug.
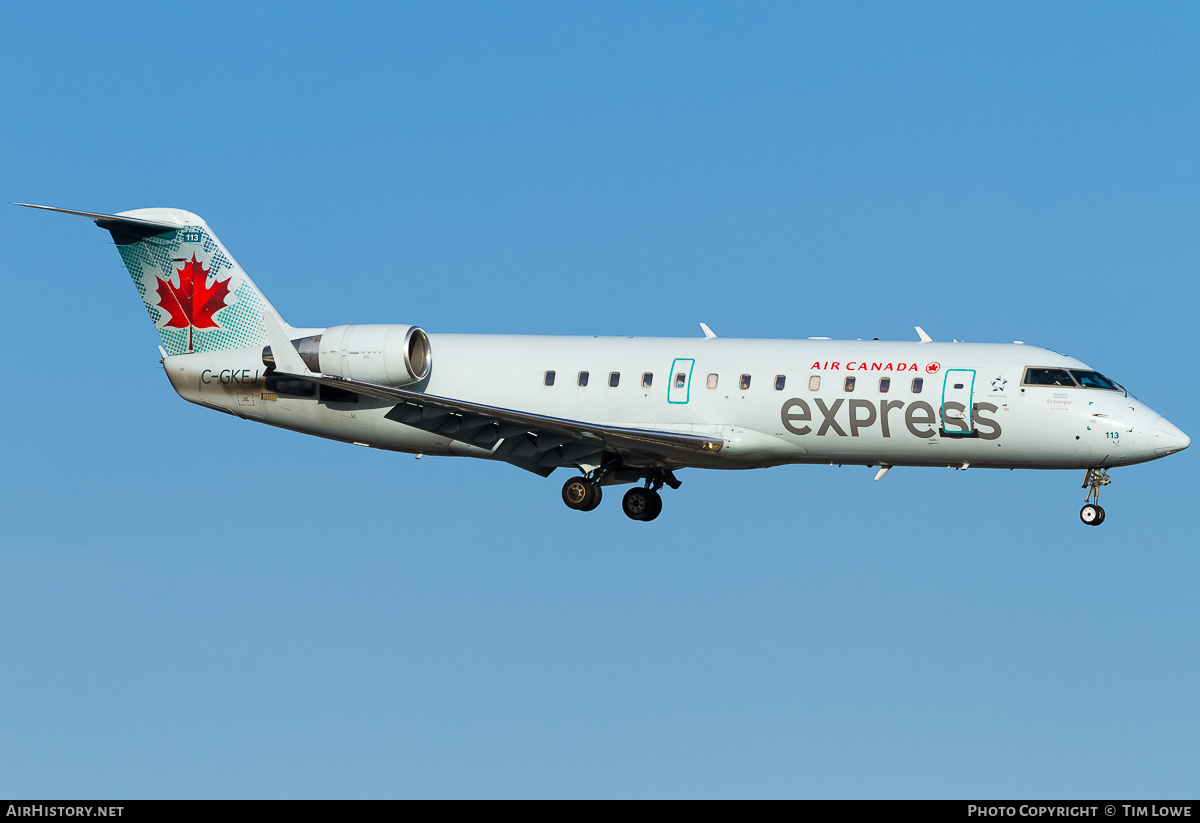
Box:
[317,324,432,385]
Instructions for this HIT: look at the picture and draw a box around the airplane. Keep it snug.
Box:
[18,203,1190,525]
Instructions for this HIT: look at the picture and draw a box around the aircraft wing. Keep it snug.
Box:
[272,370,725,475]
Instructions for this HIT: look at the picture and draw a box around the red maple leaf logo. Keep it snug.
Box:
[155,254,230,350]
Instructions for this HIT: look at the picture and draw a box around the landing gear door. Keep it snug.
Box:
[941,369,975,435]
[668,358,695,404]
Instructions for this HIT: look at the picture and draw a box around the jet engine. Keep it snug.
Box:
[263,324,432,386]
[317,324,431,385]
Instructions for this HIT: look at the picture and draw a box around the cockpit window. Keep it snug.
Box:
[1023,367,1075,387]
[1070,370,1121,391]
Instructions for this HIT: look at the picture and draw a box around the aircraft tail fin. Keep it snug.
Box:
[18,203,285,356]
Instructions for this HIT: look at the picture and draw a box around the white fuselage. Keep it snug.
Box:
[162,335,1186,473]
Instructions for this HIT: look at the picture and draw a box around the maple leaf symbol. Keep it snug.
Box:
[154,254,231,351]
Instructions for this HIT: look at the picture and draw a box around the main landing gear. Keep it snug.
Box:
[561,475,602,512]
[1079,467,1111,526]
[621,486,663,522]
[561,470,678,521]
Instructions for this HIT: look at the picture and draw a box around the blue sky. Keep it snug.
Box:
[2,2,1197,798]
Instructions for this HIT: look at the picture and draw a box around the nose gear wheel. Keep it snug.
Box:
[1079,468,1111,526]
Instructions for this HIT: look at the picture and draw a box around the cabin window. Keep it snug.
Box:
[578,371,589,387]
[844,376,856,392]
[609,372,620,388]
[1070,370,1121,391]
[808,375,820,391]
[707,373,719,390]
[1023,367,1074,387]
[674,372,686,388]
[879,377,891,393]
[739,374,751,390]
[774,375,786,391]
[544,370,555,387]
[911,377,923,393]
[642,372,654,388]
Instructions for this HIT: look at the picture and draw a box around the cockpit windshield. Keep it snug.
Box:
[1022,367,1123,391]
[1069,370,1121,391]
[1023,368,1075,386]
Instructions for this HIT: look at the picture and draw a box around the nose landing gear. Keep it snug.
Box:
[1079,468,1111,526]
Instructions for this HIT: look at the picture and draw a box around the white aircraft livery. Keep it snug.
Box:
[21,204,1190,525]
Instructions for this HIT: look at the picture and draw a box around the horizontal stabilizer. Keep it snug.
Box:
[15,203,183,231]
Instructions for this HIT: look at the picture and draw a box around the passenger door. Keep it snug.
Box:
[941,369,975,434]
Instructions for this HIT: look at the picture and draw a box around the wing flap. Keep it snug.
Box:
[276,369,725,469]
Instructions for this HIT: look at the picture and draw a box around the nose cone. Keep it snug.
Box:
[1154,417,1190,455]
